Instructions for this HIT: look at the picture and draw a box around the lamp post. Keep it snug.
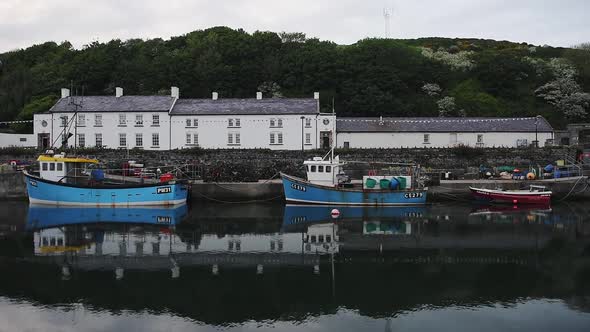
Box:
[535,115,541,148]
[300,116,305,152]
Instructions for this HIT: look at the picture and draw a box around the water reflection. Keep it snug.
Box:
[0,202,589,330]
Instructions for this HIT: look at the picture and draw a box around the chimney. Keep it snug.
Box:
[115,87,123,98]
[171,86,180,98]
[314,92,320,100]
[61,88,70,98]
[256,92,263,100]
[212,92,218,100]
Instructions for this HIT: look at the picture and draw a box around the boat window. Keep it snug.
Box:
[326,235,332,243]
[310,235,317,243]
[318,166,324,172]
[57,238,63,246]
[42,237,48,246]
[49,163,55,171]
[311,166,316,172]
[57,163,63,171]
[42,163,48,171]
[319,235,324,242]
[305,165,309,172]
[326,166,331,173]
[50,237,56,246]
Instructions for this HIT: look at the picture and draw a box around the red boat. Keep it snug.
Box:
[469,185,552,205]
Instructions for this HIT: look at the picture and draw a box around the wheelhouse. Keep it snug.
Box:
[37,152,98,183]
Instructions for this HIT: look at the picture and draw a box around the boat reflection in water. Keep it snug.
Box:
[27,204,188,259]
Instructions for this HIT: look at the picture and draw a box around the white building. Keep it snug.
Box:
[336,117,554,148]
[0,133,36,148]
[33,88,336,150]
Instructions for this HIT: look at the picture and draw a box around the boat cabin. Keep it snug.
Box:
[304,156,344,186]
[37,152,98,183]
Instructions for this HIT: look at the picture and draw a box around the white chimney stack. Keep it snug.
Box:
[115,87,124,98]
[256,92,263,100]
[212,92,218,100]
[61,88,70,98]
[171,86,180,98]
[314,92,320,100]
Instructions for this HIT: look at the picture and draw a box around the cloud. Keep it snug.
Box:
[0,0,588,52]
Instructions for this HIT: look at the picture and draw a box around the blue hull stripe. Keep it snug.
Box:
[281,173,427,206]
[25,173,188,206]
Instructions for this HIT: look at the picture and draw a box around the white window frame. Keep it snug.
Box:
[60,116,68,127]
[186,133,191,144]
[193,133,198,146]
[95,133,103,147]
[152,133,160,147]
[76,114,85,127]
[227,133,233,145]
[119,114,126,126]
[193,119,198,127]
[277,119,283,128]
[94,114,102,127]
[305,133,311,145]
[135,114,143,127]
[186,119,191,127]
[152,114,160,126]
[477,134,484,143]
[119,133,127,147]
[270,119,276,128]
[78,133,85,147]
[305,118,312,128]
[270,132,275,144]
[277,132,283,144]
[136,133,143,147]
[228,119,234,127]
[423,134,430,144]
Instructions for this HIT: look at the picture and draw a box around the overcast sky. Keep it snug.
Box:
[0,0,588,52]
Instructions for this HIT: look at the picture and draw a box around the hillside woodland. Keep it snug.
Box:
[1,27,589,132]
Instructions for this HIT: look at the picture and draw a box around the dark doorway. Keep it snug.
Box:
[38,133,50,149]
[320,131,332,149]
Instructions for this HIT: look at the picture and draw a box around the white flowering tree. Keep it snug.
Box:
[421,83,442,97]
[437,96,456,117]
[534,58,590,120]
[421,47,475,71]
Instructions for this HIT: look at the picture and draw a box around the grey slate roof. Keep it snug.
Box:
[336,117,553,133]
[170,98,318,115]
[47,96,176,113]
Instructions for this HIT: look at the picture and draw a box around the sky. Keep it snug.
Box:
[0,0,589,52]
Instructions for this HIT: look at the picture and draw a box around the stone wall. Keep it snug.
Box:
[0,146,573,182]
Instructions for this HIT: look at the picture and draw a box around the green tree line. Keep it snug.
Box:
[1,26,589,132]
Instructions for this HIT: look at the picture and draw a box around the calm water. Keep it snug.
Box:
[0,201,589,331]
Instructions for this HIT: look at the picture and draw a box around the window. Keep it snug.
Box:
[119,133,127,147]
[186,119,191,127]
[305,133,311,144]
[78,133,85,147]
[270,133,275,144]
[235,133,240,145]
[19,137,27,142]
[152,114,160,126]
[42,163,48,171]
[186,133,191,144]
[57,163,63,171]
[318,165,324,172]
[49,163,55,171]
[152,133,160,147]
[277,119,283,128]
[235,119,240,127]
[277,133,283,144]
[136,133,143,147]
[423,134,430,144]
[94,114,102,127]
[135,114,143,126]
[343,142,350,149]
[228,133,233,144]
[305,118,312,128]
[76,114,85,127]
[193,119,198,127]
[228,119,234,127]
[477,134,484,143]
[60,116,68,127]
[228,118,240,128]
[311,165,316,172]
[326,166,331,173]
[270,119,276,127]
[193,133,198,146]
[95,133,103,147]
[119,114,126,126]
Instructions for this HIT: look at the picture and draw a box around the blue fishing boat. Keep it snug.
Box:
[281,151,428,206]
[26,204,188,230]
[23,152,188,206]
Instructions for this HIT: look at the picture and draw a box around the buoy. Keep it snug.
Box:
[331,208,340,218]
[526,172,535,180]
[513,199,518,204]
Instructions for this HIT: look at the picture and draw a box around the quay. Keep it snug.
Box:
[2,171,588,202]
